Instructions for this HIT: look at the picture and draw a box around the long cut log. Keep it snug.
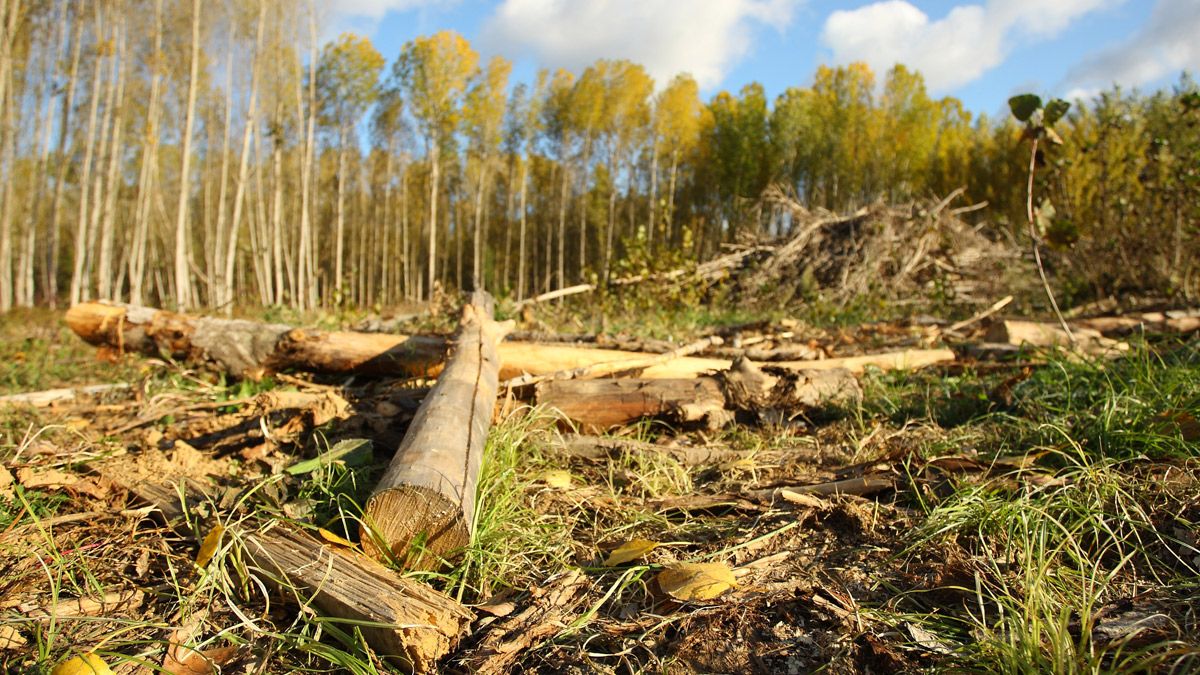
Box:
[66,301,955,380]
[538,359,862,429]
[360,292,510,568]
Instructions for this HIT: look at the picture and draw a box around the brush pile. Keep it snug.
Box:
[732,187,1030,306]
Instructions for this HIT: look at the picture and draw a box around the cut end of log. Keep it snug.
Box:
[361,485,471,569]
[65,302,128,345]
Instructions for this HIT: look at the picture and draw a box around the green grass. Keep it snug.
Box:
[859,341,1200,673]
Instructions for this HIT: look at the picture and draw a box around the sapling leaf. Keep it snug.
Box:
[1009,94,1042,122]
[1044,98,1070,126]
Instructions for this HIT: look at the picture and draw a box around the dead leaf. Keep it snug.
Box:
[15,467,79,490]
[656,561,737,601]
[64,418,91,432]
[0,625,24,649]
[0,465,12,489]
[68,476,112,500]
[541,470,572,489]
[317,527,357,549]
[1156,410,1200,442]
[52,653,114,675]
[603,539,659,566]
[163,611,242,675]
[195,524,225,569]
[475,601,515,617]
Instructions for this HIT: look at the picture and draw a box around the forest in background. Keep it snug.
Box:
[0,0,1196,314]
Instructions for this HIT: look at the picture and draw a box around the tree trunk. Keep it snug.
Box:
[172,0,201,310]
[46,12,84,306]
[427,139,439,301]
[69,4,105,306]
[129,0,162,306]
[335,128,347,297]
[517,157,529,300]
[97,12,127,300]
[221,0,264,313]
[361,291,509,569]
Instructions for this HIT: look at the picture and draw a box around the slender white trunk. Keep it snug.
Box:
[472,156,487,290]
[517,156,529,300]
[427,139,439,300]
[69,6,106,306]
[334,128,347,296]
[172,0,201,309]
[97,14,127,299]
[222,1,264,313]
[129,0,162,305]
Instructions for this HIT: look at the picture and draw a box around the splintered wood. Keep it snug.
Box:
[537,359,862,429]
[114,477,470,672]
[360,291,510,568]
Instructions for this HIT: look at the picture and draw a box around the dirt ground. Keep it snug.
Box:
[1,307,1198,674]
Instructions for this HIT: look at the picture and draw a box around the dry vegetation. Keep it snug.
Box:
[1,265,1199,674]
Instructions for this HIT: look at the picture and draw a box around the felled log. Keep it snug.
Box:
[360,292,510,568]
[538,358,862,429]
[67,301,956,381]
[986,319,1128,356]
[0,383,129,408]
[1072,311,1200,337]
[65,301,446,379]
[117,477,470,672]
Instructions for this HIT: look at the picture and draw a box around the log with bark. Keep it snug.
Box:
[114,477,471,672]
[537,358,863,429]
[359,291,511,568]
[1072,310,1200,337]
[986,319,1128,356]
[66,301,957,381]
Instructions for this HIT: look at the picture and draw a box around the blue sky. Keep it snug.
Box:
[327,0,1200,118]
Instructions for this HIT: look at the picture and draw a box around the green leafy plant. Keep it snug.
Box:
[1009,94,1075,340]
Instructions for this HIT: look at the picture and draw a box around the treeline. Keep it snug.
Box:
[0,0,1196,312]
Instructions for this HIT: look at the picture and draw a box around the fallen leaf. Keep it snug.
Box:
[64,418,91,432]
[1157,410,1200,442]
[603,539,659,566]
[541,470,572,489]
[52,653,114,675]
[0,465,12,489]
[195,524,225,569]
[474,601,515,617]
[317,528,357,548]
[0,625,24,649]
[68,476,112,500]
[163,610,243,675]
[15,467,79,490]
[656,561,737,601]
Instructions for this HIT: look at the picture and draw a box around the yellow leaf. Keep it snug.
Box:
[656,562,737,601]
[603,539,659,566]
[53,653,114,675]
[194,524,224,569]
[541,470,572,489]
[317,528,357,549]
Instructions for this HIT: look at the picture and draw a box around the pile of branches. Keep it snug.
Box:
[729,186,1031,306]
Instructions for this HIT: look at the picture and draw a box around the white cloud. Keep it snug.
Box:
[480,0,800,89]
[820,0,1114,93]
[321,0,446,21]
[1066,0,1200,94]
